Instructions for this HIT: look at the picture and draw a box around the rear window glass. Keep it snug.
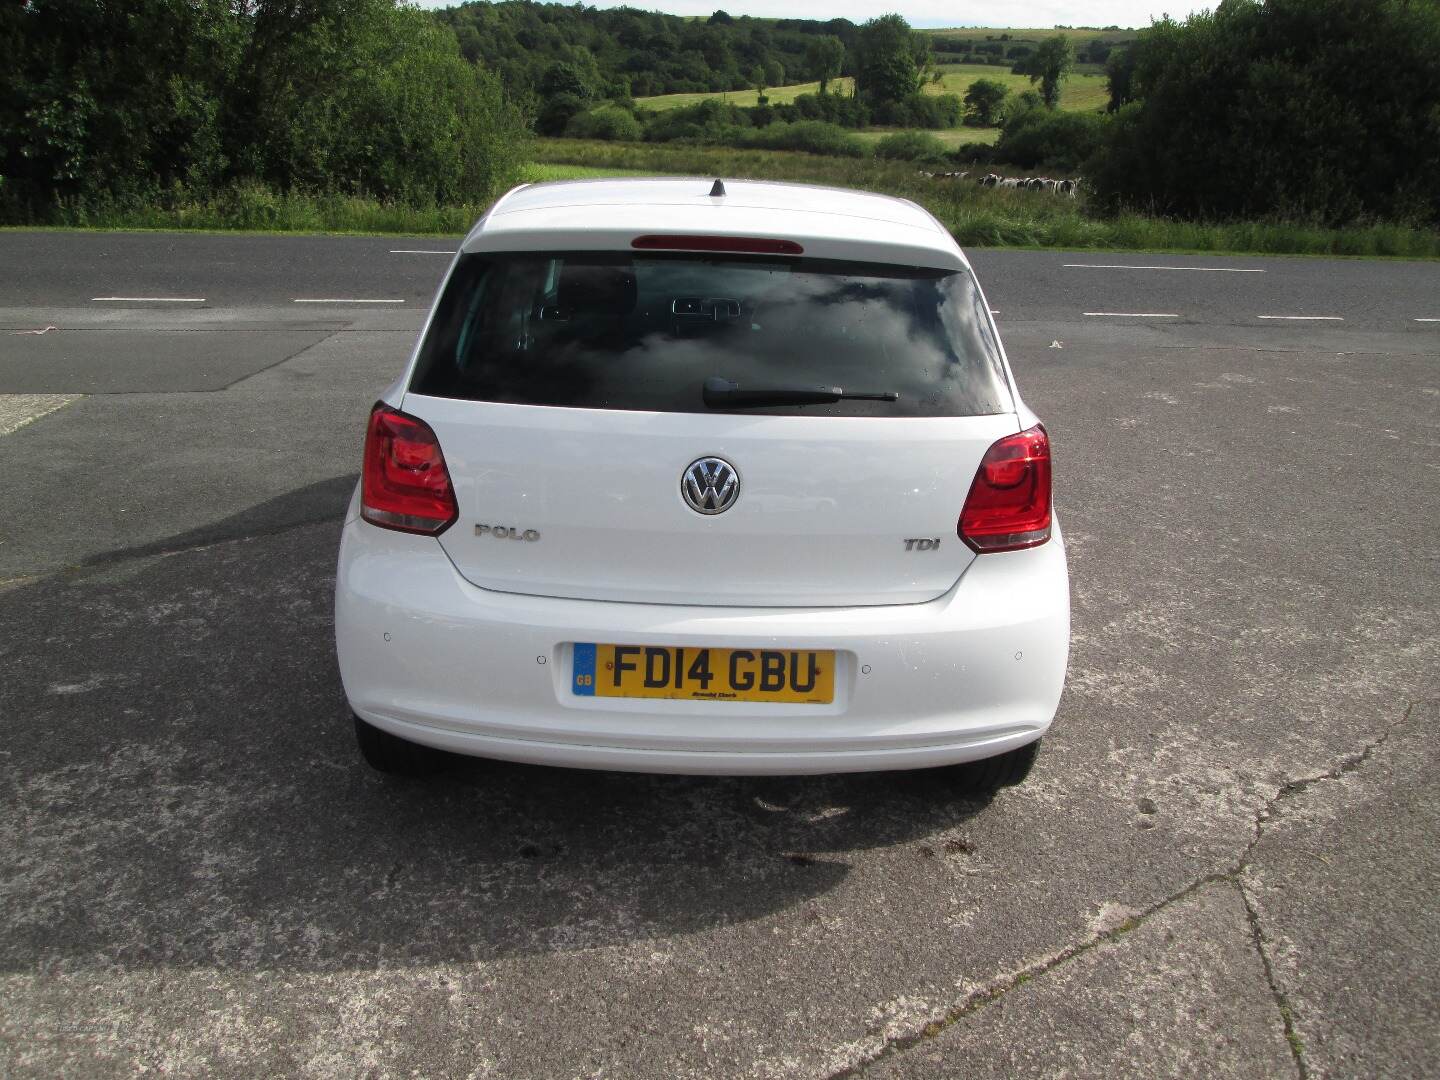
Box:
[409,251,1012,417]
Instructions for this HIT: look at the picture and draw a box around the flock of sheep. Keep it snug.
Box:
[916,171,1080,196]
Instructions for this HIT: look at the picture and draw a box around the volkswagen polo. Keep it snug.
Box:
[334,177,1069,787]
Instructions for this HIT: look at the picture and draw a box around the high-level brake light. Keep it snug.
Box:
[631,235,804,255]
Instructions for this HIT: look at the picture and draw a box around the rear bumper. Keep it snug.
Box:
[334,517,1070,775]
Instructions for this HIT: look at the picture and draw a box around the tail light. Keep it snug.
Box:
[361,402,458,535]
[959,424,1052,552]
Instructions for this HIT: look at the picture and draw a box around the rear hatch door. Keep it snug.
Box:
[411,398,1015,606]
[404,247,1017,607]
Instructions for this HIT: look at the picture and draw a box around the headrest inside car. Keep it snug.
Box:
[556,262,637,316]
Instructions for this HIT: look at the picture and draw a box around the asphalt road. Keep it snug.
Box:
[1,232,1437,1078]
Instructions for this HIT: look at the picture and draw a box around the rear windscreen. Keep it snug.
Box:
[409,251,1012,417]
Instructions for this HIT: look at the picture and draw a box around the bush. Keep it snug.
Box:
[642,99,751,142]
[536,92,587,137]
[1003,90,1046,130]
[994,109,1110,171]
[873,131,949,163]
[565,106,643,142]
[949,143,995,165]
[871,93,963,129]
[737,121,867,157]
[784,92,869,128]
[641,107,867,158]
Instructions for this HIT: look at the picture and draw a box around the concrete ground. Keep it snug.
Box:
[0,233,1436,1078]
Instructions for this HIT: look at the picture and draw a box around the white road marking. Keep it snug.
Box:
[1083,311,1180,318]
[91,296,205,302]
[292,298,405,304]
[1064,263,1264,273]
[1257,315,1343,321]
[389,249,455,255]
[1416,318,1440,323]
[13,325,58,336]
[0,394,80,436]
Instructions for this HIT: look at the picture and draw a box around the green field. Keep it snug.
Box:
[517,162,652,182]
[635,78,856,111]
[926,63,1109,111]
[852,126,1000,148]
[635,65,1108,114]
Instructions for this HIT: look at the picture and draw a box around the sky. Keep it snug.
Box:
[410,1,1209,31]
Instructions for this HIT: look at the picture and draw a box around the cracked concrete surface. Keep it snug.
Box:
[844,698,1435,1079]
[1242,701,1440,1080]
[1,241,1438,1077]
[859,882,1296,1079]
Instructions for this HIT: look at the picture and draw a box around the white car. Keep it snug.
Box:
[335,177,1069,787]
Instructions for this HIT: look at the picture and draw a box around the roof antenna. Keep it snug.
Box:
[709,178,727,197]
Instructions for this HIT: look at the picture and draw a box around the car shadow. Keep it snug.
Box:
[75,473,362,568]
[1,481,992,974]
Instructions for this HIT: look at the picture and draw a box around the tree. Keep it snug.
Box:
[804,35,844,94]
[963,78,1009,126]
[1088,0,1440,225]
[540,61,592,102]
[230,1,527,204]
[2,0,530,216]
[1103,44,1137,112]
[3,0,244,206]
[536,92,586,136]
[852,14,926,107]
[1020,34,1073,108]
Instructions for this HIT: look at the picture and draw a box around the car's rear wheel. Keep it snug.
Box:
[354,714,444,776]
[952,739,1040,794]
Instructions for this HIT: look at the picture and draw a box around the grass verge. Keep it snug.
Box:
[2,164,648,236]
[7,143,1437,258]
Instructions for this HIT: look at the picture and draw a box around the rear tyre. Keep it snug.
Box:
[952,739,1040,794]
[354,714,443,776]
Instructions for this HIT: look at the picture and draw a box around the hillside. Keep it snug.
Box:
[926,26,1138,69]
[635,65,1108,115]
[427,4,1130,107]
[431,3,863,99]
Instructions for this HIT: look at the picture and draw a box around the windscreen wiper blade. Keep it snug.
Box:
[702,375,899,408]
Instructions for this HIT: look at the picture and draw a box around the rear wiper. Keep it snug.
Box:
[703,375,899,408]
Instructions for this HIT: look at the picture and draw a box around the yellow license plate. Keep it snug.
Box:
[572,644,835,704]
